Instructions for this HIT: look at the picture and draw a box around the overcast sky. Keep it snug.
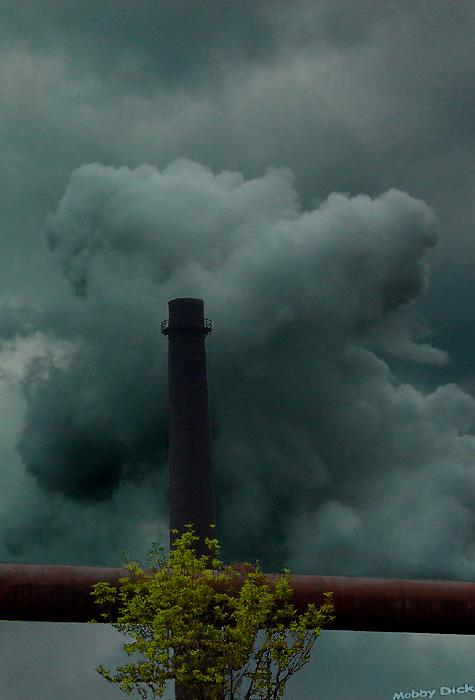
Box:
[1,1,475,698]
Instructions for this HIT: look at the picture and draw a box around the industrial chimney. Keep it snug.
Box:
[161,298,215,556]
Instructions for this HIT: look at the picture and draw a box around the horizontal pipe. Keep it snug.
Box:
[0,563,128,623]
[0,562,474,634]
[287,574,475,634]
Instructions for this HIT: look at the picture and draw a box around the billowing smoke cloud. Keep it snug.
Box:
[2,158,474,578]
[1,4,474,698]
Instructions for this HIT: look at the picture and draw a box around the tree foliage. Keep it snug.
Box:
[90,527,334,700]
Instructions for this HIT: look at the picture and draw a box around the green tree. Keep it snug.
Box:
[90,527,334,700]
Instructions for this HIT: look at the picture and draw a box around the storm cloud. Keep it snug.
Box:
[1,1,475,698]
[3,158,474,581]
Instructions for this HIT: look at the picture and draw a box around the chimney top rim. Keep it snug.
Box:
[168,297,204,303]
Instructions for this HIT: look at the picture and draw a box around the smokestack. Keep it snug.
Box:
[161,298,215,556]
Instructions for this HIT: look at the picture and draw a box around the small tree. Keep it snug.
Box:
[90,527,333,700]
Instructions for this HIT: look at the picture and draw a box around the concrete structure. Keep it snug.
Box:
[161,298,215,555]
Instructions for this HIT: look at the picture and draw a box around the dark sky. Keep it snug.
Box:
[1,1,475,698]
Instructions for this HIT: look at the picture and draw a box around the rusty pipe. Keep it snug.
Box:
[0,563,475,633]
[287,574,475,634]
[0,563,128,622]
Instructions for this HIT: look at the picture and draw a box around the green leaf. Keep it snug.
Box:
[91,525,334,699]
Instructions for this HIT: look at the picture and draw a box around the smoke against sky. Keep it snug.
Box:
[6,158,470,579]
[0,1,475,698]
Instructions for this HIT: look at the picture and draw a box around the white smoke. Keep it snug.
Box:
[1,158,474,579]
